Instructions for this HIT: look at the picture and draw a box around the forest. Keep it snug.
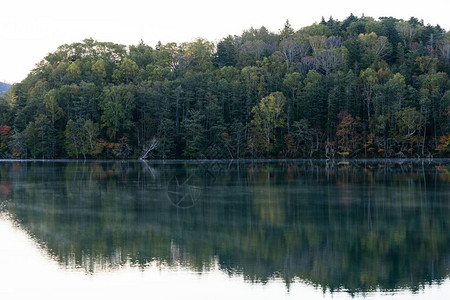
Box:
[0,15,449,159]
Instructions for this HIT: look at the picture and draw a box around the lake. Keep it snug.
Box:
[0,160,449,299]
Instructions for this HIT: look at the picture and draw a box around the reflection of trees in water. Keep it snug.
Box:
[1,160,449,294]
[166,175,201,208]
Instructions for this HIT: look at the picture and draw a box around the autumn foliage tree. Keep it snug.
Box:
[435,106,450,154]
[336,110,360,157]
[0,125,13,156]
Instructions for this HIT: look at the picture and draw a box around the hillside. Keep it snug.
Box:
[0,15,449,159]
[0,82,11,95]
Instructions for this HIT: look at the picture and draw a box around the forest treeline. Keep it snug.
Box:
[0,15,449,159]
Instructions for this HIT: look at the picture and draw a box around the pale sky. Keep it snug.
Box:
[0,0,449,84]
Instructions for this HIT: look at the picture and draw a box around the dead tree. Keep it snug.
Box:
[140,137,159,160]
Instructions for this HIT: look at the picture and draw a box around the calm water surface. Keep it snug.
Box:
[0,160,449,299]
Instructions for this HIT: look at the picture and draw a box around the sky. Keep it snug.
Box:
[0,0,449,84]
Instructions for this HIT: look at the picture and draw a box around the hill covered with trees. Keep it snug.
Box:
[0,82,11,96]
[0,15,449,159]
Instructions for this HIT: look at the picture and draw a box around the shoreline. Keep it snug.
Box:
[0,158,449,164]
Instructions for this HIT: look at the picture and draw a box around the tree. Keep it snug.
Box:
[309,36,328,53]
[8,130,27,158]
[396,107,424,137]
[240,40,269,61]
[438,39,450,62]
[64,119,84,158]
[76,82,100,121]
[43,89,63,125]
[0,125,13,156]
[435,133,450,153]
[435,105,450,155]
[301,70,327,129]
[283,72,303,132]
[280,20,295,39]
[65,59,82,82]
[181,110,205,158]
[359,32,391,58]
[280,38,310,65]
[416,56,439,74]
[214,36,237,67]
[249,92,286,154]
[241,66,266,97]
[336,110,360,157]
[395,107,425,154]
[314,49,344,75]
[290,119,314,157]
[229,121,246,158]
[92,59,107,79]
[129,41,155,68]
[184,38,215,72]
[35,114,57,158]
[140,137,159,159]
[298,23,331,37]
[99,85,135,139]
[204,92,227,152]
[327,70,359,134]
[395,22,418,49]
[157,42,185,71]
[24,115,56,158]
[112,58,139,84]
[419,72,448,149]
[82,119,100,156]
[59,84,79,121]
[260,52,286,92]
[360,68,379,120]
[344,37,364,72]
[2,86,18,110]
[157,118,176,159]
[381,73,406,114]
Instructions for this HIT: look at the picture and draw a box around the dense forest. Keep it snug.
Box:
[0,15,449,159]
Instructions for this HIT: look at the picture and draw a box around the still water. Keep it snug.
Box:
[0,160,449,299]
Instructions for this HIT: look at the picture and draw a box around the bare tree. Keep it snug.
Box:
[359,33,391,57]
[327,36,343,49]
[439,40,450,62]
[280,38,310,64]
[297,56,318,76]
[140,137,159,160]
[308,36,328,53]
[373,36,390,57]
[395,22,417,48]
[360,68,379,120]
[241,40,267,59]
[315,50,344,75]
[280,38,298,64]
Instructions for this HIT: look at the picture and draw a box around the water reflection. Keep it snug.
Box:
[0,160,449,295]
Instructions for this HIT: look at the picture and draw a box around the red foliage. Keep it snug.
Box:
[336,111,355,137]
[435,133,450,153]
[0,125,13,153]
[336,110,360,155]
[0,125,13,139]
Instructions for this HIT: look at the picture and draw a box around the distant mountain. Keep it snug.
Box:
[0,82,11,95]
